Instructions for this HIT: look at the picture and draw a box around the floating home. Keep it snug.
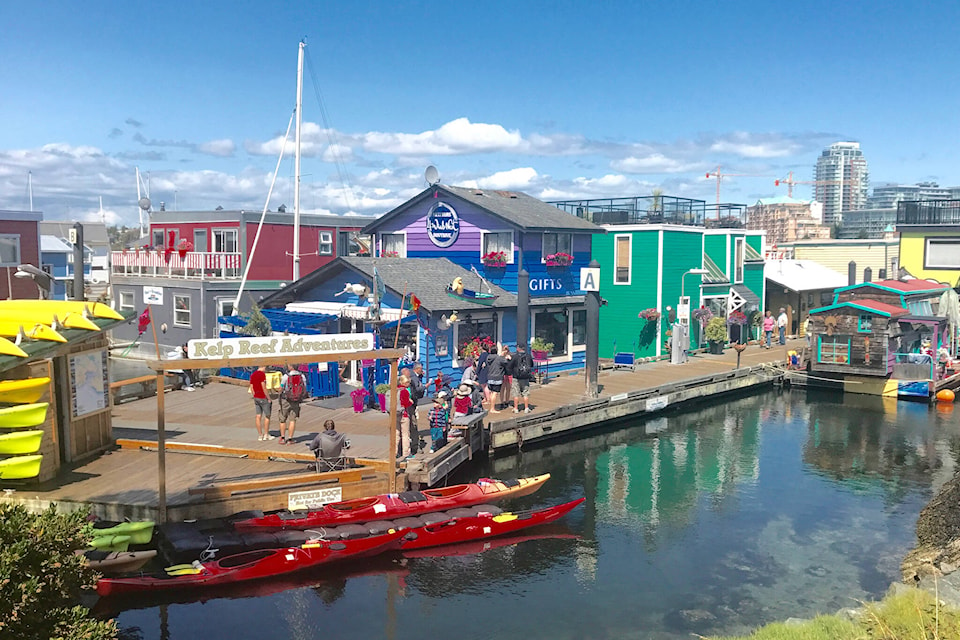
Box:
[807,279,952,398]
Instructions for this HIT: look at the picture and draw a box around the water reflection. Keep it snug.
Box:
[112,389,959,640]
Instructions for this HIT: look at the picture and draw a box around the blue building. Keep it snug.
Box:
[40,235,91,300]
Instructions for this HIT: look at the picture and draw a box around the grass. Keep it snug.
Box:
[709,587,960,640]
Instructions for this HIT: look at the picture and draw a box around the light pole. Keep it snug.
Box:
[681,268,708,302]
[679,268,708,356]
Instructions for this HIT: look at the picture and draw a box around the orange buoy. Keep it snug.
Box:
[937,389,956,403]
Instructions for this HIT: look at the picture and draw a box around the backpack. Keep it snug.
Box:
[284,371,308,402]
[516,353,533,379]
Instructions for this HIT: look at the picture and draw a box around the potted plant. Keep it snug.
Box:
[382,250,400,258]
[544,252,573,267]
[460,335,495,361]
[350,387,370,413]
[704,317,727,354]
[727,310,748,344]
[531,337,554,361]
[638,308,660,323]
[374,383,390,413]
[481,250,507,268]
[177,239,194,260]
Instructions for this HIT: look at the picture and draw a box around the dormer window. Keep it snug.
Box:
[542,232,572,260]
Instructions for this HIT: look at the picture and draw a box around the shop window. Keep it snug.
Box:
[542,232,572,260]
[319,231,333,255]
[614,235,631,284]
[381,321,418,354]
[819,335,850,364]
[534,310,568,357]
[481,231,513,263]
[174,295,191,327]
[213,229,238,253]
[119,291,135,312]
[858,315,873,332]
[0,233,20,266]
[456,318,498,358]
[572,309,587,346]
[381,233,406,258]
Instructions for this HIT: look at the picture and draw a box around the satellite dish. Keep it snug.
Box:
[138,197,151,211]
[424,165,440,186]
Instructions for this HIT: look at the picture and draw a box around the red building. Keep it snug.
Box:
[110,209,371,357]
[0,211,43,299]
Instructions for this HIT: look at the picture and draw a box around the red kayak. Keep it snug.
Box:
[399,498,584,550]
[233,474,550,531]
[96,529,405,597]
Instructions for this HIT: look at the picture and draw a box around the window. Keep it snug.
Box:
[213,229,238,253]
[734,237,745,283]
[572,309,587,346]
[481,231,513,263]
[614,235,631,284]
[858,315,873,332]
[152,229,164,248]
[119,291,135,311]
[194,229,208,252]
[0,234,20,266]
[174,295,191,327]
[925,238,960,269]
[818,335,850,364]
[381,233,405,258]
[542,232,572,260]
[534,310,568,356]
[319,231,333,255]
[456,317,498,358]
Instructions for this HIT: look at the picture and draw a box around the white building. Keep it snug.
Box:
[814,142,869,226]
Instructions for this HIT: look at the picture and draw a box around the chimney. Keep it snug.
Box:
[848,261,857,285]
[160,201,165,211]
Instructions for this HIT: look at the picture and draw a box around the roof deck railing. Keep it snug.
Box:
[897,199,960,225]
[110,251,242,279]
[549,195,747,228]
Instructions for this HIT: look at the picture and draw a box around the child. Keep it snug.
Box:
[428,391,449,453]
[453,383,472,418]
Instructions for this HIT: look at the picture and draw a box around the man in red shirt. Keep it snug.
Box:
[249,365,275,441]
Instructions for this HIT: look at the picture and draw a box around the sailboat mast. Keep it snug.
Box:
[27,171,33,212]
[293,41,305,281]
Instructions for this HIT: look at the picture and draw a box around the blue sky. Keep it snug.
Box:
[1,0,958,226]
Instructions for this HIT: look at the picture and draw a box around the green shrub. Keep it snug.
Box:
[531,337,554,353]
[0,503,117,640]
[704,316,728,342]
[374,383,391,395]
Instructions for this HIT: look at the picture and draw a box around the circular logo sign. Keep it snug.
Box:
[426,201,460,248]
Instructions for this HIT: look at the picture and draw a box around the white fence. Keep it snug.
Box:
[111,251,242,279]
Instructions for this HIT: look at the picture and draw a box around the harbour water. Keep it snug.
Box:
[108,389,959,639]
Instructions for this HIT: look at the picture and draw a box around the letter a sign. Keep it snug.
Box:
[580,267,600,292]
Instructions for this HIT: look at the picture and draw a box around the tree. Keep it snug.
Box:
[0,503,117,640]
[240,302,272,337]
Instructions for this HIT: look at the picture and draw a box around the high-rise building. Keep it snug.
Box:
[814,142,869,225]
[867,182,951,209]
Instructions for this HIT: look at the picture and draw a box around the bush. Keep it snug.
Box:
[374,383,391,395]
[704,316,728,342]
[0,503,117,640]
[531,337,554,353]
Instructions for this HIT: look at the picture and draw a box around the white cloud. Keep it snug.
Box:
[472,167,539,190]
[197,139,236,157]
[613,153,703,174]
[362,117,523,156]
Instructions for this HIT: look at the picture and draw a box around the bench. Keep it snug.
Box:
[614,352,636,371]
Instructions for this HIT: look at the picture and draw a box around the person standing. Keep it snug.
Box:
[409,361,425,435]
[460,357,476,385]
[249,365,274,441]
[762,311,775,349]
[397,375,415,458]
[428,391,449,453]
[278,364,307,445]
[484,347,506,413]
[511,343,534,414]
[777,307,788,345]
[803,316,811,350]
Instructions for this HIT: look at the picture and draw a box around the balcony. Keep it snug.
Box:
[897,199,960,226]
[549,195,747,228]
[111,251,242,279]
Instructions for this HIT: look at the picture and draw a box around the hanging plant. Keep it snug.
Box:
[177,239,194,260]
[692,306,713,325]
[727,310,748,326]
[638,308,660,322]
[481,251,507,267]
[545,252,573,267]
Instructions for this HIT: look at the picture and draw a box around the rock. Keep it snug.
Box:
[835,607,864,622]
[784,617,807,626]
[805,565,829,577]
[941,561,958,575]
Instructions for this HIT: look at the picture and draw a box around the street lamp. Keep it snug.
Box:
[677,268,708,358]
[681,268,708,301]
[14,264,52,299]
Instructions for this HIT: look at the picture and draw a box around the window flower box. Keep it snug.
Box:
[544,252,573,267]
[481,251,507,268]
[382,251,400,258]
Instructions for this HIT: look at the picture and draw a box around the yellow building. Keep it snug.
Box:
[896,199,960,287]
[771,239,899,284]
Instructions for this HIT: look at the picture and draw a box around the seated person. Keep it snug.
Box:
[453,383,473,418]
[309,419,350,467]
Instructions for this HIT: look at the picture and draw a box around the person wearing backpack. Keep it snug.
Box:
[511,343,534,414]
[278,364,308,445]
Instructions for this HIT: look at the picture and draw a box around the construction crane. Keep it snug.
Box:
[705,166,770,218]
[775,164,865,208]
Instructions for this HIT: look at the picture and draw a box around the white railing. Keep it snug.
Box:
[110,251,242,279]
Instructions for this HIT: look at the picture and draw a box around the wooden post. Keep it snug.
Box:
[156,371,166,522]
[148,305,161,359]
[394,283,408,349]
[388,357,399,492]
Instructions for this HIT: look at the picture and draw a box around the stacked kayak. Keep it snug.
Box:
[233,473,552,531]
[0,378,50,481]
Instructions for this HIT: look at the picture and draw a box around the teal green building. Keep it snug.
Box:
[552,196,765,360]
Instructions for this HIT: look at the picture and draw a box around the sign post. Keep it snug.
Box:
[583,261,601,398]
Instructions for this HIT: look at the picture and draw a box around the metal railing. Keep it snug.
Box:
[549,195,747,228]
[110,251,242,279]
[897,199,960,225]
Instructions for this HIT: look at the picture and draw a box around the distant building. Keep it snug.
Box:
[814,142,869,225]
[0,210,42,299]
[838,208,897,239]
[39,221,111,287]
[766,238,899,285]
[867,182,952,209]
[896,198,960,287]
[39,235,91,300]
[746,196,830,245]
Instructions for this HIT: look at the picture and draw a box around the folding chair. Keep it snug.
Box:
[312,432,350,472]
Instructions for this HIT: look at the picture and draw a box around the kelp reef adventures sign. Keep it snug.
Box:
[187,333,375,360]
[426,201,460,248]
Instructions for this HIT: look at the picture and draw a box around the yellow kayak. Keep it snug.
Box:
[0,320,67,343]
[0,337,27,358]
[0,403,49,428]
[0,454,43,480]
[0,300,124,321]
[0,309,99,331]
[0,378,50,404]
[0,430,43,454]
